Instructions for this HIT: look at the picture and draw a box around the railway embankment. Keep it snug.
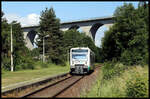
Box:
[81,63,148,98]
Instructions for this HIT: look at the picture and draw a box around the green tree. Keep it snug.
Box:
[1,12,11,70]
[63,29,100,62]
[1,12,32,71]
[11,21,30,67]
[101,2,149,65]
[37,7,65,65]
[63,29,84,61]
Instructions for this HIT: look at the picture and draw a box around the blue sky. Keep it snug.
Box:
[2,1,139,47]
[2,1,139,22]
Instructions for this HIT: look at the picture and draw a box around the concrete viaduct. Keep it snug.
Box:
[21,16,114,50]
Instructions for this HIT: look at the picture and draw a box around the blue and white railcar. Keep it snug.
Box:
[70,47,95,74]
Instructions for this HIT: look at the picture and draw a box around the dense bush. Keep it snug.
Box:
[126,71,148,97]
[15,60,52,71]
[15,56,35,71]
[37,61,49,68]
[1,57,11,71]
[120,49,144,66]
[102,61,126,80]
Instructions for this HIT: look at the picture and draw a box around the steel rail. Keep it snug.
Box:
[2,72,69,96]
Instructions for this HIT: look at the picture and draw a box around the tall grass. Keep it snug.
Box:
[81,63,148,98]
[125,66,149,97]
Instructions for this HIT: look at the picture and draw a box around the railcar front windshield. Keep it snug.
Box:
[72,49,88,53]
[72,54,87,59]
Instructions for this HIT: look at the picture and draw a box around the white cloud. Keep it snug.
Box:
[4,13,40,27]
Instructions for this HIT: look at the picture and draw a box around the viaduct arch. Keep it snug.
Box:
[22,16,114,50]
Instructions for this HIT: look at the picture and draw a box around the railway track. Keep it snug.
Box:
[20,75,84,98]
[21,66,101,98]
[2,64,102,98]
[2,73,70,97]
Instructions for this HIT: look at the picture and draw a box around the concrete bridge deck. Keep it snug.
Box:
[21,16,114,50]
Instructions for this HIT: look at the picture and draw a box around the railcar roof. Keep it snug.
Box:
[70,47,95,54]
[71,47,90,50]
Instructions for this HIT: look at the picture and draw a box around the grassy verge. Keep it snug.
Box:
[2,62,70,87]
[94,63,103,67]
[81,63,148,98]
